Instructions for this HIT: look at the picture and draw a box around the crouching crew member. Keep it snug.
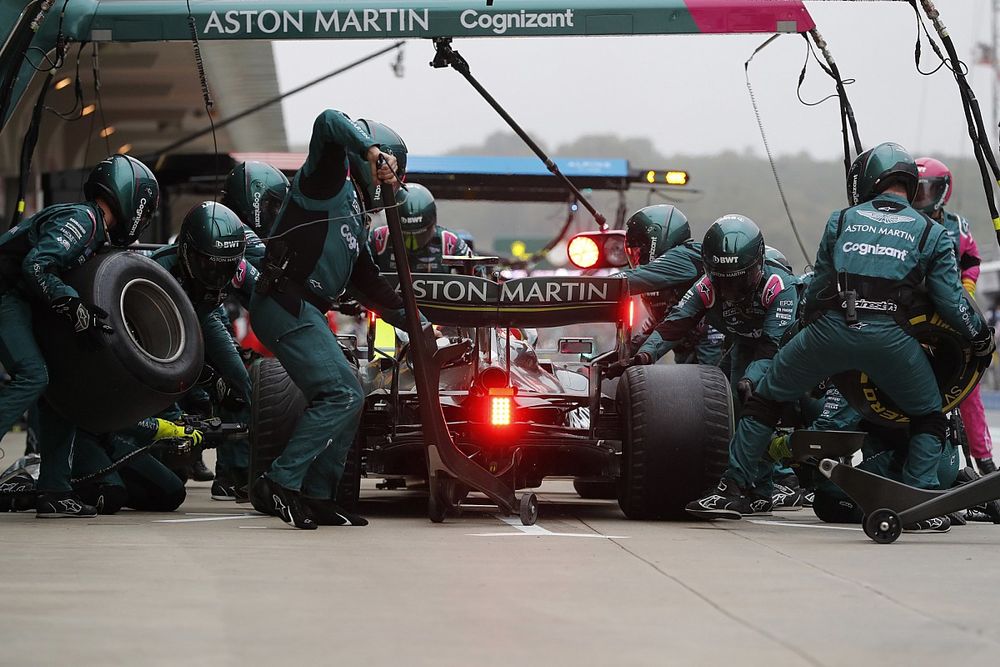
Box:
[687,143,993,531]
[0,154,159,517]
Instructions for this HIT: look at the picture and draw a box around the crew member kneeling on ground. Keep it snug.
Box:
[687,142,993,530]
[0,154,159,517]
[251,110,412,529]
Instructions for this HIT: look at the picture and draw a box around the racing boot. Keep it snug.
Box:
[0,473,35,512]
[902,515,951,534]
[772,473,804,512]
[210,478,237,501]
[685,478,772,520]
[36,492,98,518]
[250,475,276,516]
[976,457,997,475]
[261,474,315,530]
[953,467,1000,523]
[301,496,369,526]
[188,452,215,482]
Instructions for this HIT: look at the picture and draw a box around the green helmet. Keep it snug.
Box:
[349,118,408,209]
[847,142,918,206]
[84,154,159,247]
[764,245,793,273]
[220,161,289,235]
[701,214,765,302]
[396,183,437,250]
[178,202,246,291]
[624,205,691,268]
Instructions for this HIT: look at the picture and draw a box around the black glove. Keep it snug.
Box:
[605,352,653,379]
[972,326,996,359]
[736,378,755,404]
[51,296,113,336]
[337,299,363,317]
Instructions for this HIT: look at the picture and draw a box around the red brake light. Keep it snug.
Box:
[628,298,635,328]
[487,387,515,427]
[568,235,600,269]
[367,309,377,327]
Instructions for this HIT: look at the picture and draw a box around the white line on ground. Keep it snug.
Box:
[154,514,269,524]
[748,519,862,532]
[466,516,630,538]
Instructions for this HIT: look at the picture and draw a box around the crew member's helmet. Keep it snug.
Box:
[84,154,160,247]
[349,118,408,210]
[221,161,289,235]
[913,157,953,216]
[624,205,691,268]
[178,202,247,291]
[701,214,766,302]
[764,245,793,273]
[396,183,437,251]
[847,142,919,206]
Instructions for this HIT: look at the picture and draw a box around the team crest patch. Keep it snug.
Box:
[696,275,715,308]
[761,274,785,308]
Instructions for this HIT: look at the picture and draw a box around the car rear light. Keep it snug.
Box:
[627,298,635,328]
[488,387,515,426]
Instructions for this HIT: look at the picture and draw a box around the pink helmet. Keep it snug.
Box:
[914,157,952,215]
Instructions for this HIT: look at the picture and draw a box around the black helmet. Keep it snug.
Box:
[764,245,793,273]
[847,142,919,206]
[396,183,437,250]
[178,202,246,291]
[702,214,765,302]
[84,154,159,247]
[220,161,289,235]
[624,205,691,268]
[349,118,408,209]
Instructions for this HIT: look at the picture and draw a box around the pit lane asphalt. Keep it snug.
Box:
[1,432,999,667]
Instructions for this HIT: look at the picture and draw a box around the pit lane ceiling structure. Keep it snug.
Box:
[0,39,286,217]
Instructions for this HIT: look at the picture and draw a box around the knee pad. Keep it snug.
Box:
[741,393,783,427]
[910,412,948,443]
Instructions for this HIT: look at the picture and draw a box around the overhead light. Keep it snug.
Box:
[54,77,72,90]
[99,126,115,138]
[117,143,132,154]
[82,104,96,116]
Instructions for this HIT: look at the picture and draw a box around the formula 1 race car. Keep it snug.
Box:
[249,257,732,522]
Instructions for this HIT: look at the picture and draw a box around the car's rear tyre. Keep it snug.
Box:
[617,364,732,520]
[248,357,362,509]
[573,477,618,500]
[36,251,203,433]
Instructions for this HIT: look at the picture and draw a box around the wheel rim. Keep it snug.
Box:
[119,278,186,363]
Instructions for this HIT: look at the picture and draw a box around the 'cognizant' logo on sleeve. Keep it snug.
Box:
[459,9,575,35]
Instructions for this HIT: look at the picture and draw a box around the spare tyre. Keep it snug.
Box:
[35,251,203,433]
[617,364,731,520]
[833,299,989,428]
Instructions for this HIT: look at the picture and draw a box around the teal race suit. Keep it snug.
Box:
[0,203,109,492]
[731,192,985,494]
[617,240,722,366]
[250,109,408,500]
[370,224,470,273]
[639,263,800,393]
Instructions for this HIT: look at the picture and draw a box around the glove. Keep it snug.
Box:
[337,300,363,317]
[51,296,113,336]
[153,418,204,447]
[605,352,653,379]
[972,326,996,359]
[768,433,792,463]
[736,378,755,405]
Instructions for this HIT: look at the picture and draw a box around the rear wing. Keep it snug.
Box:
[382,274,628,328]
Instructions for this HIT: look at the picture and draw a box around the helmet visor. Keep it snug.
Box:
[913,177,948,213]
[186,250,241,290]
[403,225,436,251]
[710,264,763,302]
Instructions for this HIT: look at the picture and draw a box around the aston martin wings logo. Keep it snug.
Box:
[857,210,915,225]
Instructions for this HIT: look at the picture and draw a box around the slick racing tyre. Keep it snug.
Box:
[833,300,988,428]
[617,364,732,520]
[248,358,363,510]
[36,251,203,433]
